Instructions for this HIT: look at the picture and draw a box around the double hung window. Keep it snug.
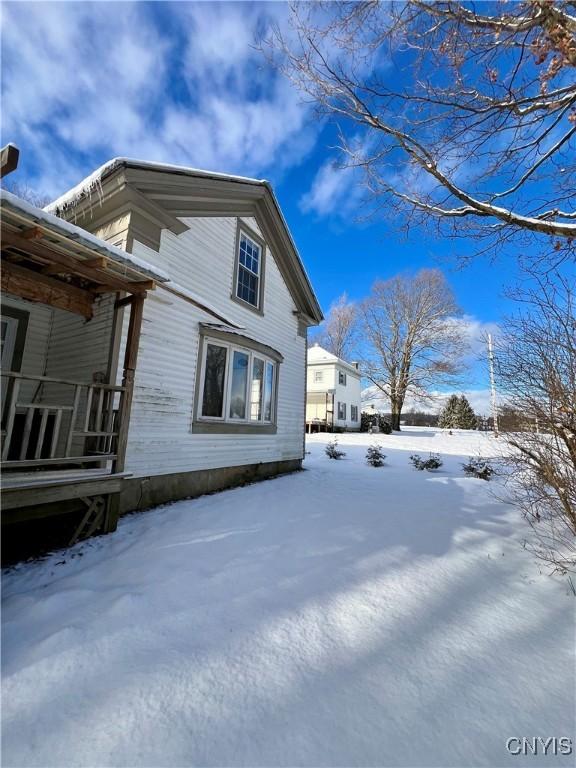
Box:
[236,231,262,309]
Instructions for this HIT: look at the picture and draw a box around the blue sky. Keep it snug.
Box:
[1,1,530,412]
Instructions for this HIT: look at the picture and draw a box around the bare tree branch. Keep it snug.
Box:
[265,0,576,267]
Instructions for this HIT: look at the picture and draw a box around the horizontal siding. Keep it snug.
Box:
[307,363,336,391]
[41,296,116,454]
[1,294,53,403]
[123,217,306,477]
[333,374,362,428]
[306,362,362,429]
[43,295,115,385]
[1,294,116,455]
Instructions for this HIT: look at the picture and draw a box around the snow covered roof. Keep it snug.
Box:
[307,344,360,374]
[45,157,266,216]
[1,189,169,284]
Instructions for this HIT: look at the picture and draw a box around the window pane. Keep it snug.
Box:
[263,361,274,421]
[202,344,227,417]
[239,235,260,275]
[237,265,259,307]
[250,357,265,420]
[229,350,249,419]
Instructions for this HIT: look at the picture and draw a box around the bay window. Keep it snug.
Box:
[195,331,280,433]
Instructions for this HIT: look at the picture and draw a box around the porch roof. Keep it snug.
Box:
[1,189,169,296]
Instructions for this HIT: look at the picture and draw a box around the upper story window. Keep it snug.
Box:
[338,370,347,386]
[234,225,265,312]
[314,370,323,383]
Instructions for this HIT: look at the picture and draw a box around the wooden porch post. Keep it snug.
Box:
[105,293,145,532]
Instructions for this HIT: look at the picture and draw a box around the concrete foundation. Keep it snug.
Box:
[119,458,303,515]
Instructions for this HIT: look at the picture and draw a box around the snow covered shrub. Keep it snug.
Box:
[360,412,392,434]
[409,454,424,470]
[366,444,386,467]
[325,439,346,459]
[379,419,392,434]
[462,456,495,481]
[410,453,443,471]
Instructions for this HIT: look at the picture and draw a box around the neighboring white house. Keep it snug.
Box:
[1,157,323,542]
[306,344,361,431]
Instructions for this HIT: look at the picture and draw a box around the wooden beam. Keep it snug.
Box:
[114,293,145,474]
[21,226,44,240]
[93,280,154,294]
[84,256,109,269]
[1,260,94,319]
[115,295,135,309]
[41,256,108,276]
[2,230,148,293]
[0,144,19,178]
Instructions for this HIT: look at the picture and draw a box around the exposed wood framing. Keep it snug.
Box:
[43,255,108,274]
[21,226,44,240]
[2,230,152,294]
[1,260,94,318]
[70,495,107,545]
[0,144,19,178]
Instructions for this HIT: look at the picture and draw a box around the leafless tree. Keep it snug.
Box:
[359,268,466,430]
[495,273,576,572]
[267,1,576,268]
[310,292,358,359]
[1,179,51,208]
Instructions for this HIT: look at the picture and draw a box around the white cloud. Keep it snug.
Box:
[1,2,318,198]
[300,132,373,217]
[300,161,349,216]
[447,315,500,360]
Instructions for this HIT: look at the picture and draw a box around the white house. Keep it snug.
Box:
[306,344,362,431]
[1,157,322,550]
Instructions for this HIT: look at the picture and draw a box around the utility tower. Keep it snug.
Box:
[487,333,499,437]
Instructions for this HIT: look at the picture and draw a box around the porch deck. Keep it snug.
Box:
[1,467,131,513]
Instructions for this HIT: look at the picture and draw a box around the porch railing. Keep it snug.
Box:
[1,371,125,470]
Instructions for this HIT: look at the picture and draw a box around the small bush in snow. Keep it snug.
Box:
[360,412,392,434]
[325,439,346,460]
[409,452,443,471]
[366,444,386,467]
[462,456,495,481]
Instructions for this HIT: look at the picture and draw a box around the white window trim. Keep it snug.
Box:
[233,224,266,314]
[197,337,277,426]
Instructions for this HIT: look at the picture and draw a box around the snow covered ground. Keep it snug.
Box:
[2,428,574,767]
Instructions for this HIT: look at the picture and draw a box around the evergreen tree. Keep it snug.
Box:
[438,395,460,429]
[457,395,478,430]
[439,394,478,430]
